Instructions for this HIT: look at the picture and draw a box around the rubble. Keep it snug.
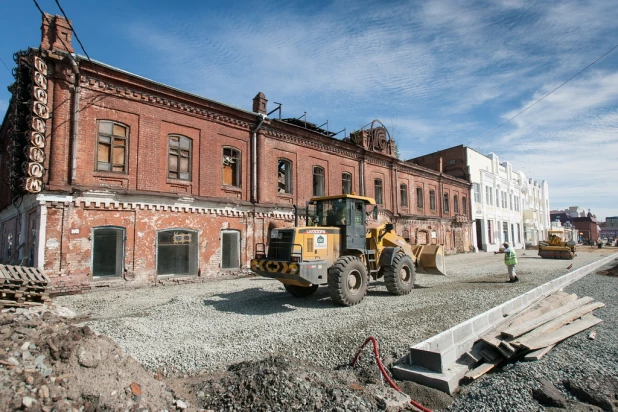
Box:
[0,305,175,411]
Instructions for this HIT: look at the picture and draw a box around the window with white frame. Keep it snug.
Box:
[474,183,481,203]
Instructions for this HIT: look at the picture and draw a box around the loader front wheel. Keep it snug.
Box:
[384,254,415,295]
[328,256,368,306]
[283,283,318,297]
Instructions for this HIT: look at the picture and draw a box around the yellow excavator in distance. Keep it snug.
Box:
[538,229,577,259]
[250,194,446,306]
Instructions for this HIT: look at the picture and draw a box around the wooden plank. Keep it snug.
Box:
[501,297,595,339]
[513,302,605,347]
[520,314,603,351]
[524,345,555,361]
[0,265,8,280]
[465,360,501,380]
[15,266,36,283]
[1,265,18,280]
[479,346,502,362]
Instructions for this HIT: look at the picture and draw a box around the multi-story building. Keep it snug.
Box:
[409,145,550,251]
[0,14,473,293]
[551,209,601,243]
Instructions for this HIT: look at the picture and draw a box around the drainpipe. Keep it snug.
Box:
[251,113,267,203]
[360,158,365,196]
[293,204,298,227]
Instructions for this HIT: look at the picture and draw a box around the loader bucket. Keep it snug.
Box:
[411,244,446,275]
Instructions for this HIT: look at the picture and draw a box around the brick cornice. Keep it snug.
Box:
[79,75,254,131]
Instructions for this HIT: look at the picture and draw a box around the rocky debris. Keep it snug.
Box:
[532,379,568,408]
[564,375,618,411]
[0,305,176,411]
[194,355,416,411]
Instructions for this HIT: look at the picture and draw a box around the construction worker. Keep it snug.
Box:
[494,242,519,283]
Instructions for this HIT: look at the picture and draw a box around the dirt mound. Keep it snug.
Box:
[598,262,618,277]
[0,306,175,411]
[193,355,416,411]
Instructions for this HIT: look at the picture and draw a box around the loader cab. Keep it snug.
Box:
[306,195,377,252]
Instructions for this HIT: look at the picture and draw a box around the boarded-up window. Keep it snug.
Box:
[313,166,325,196]
[97,121,128,172]
[400,184,408,207]
[454,195,459,214]
[430,190,436,210]
[417,231,427,245]
[222,147,241,187]
[342,172,352,194]
[221,230,240,269]
[92,227,124,277]
[278,159,292,194]
[157,230,198,275]
[416,187,423,209]
[168,135,192,180]
[374,179,383,204]
[443,193,449,213]
[462,197,467,215]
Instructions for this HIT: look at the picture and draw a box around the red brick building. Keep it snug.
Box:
[0,14,473,293]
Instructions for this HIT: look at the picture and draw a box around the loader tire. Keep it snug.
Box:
[283,283,318,297]
[384,254,415,295]
[328,256,368,306]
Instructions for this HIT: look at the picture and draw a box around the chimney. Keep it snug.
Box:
[253,92,267,115]
[436,156,443,173]
[40,13,74,53]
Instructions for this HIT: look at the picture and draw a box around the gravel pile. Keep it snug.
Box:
[193,355,415,411]
[445,259,618,412]
[55,251,613,377]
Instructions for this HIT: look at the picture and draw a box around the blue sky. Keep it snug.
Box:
[1,0,617,220]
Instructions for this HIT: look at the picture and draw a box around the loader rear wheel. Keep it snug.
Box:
[384,254,415,295]
[328,256,368,306]
[283,283,318,297]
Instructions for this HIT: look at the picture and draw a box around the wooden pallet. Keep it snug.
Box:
[0,265,51,308]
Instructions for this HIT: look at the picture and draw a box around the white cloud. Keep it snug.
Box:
[116,0,618,218]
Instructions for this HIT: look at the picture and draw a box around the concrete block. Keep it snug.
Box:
[472,315,489,334]
[420,331,454,352]
[452,322,473,344]
[408,348,443,372]
[392,362,469,395]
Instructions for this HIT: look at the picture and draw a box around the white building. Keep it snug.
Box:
[409,145,551,252]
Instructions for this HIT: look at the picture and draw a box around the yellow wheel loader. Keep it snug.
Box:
[538,229,577,259]
[250,194,446,306]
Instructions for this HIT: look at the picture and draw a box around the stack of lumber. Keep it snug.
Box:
[0,264,51,309]
[463,291,604,381]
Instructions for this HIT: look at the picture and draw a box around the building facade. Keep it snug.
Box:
[0,14,473,293]
[409,145,550,252]
[551,209,601,243]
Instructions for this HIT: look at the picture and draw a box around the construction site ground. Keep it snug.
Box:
[1,246,617,411]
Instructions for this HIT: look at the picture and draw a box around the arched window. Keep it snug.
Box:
[462,197,467,215]
[430,190,436,210]
[92,227,125,277]
[342,172,352,194]
[443,193,449,213]
[222,147,241,187]
[374,179,383,204]
[278,159,292,194]
[400,184,408,207]
[454,195,459,214]
[97,121,128,172]
[157,229,198,276]
[313,166,325,196]
[168,135,192,180]
[416,187,423,209]
[221,230,240,269]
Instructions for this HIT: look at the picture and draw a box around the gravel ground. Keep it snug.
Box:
[445,257,618,412]
[55,248,618,380]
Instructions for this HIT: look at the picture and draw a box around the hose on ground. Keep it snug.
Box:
[351,336,432,412]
